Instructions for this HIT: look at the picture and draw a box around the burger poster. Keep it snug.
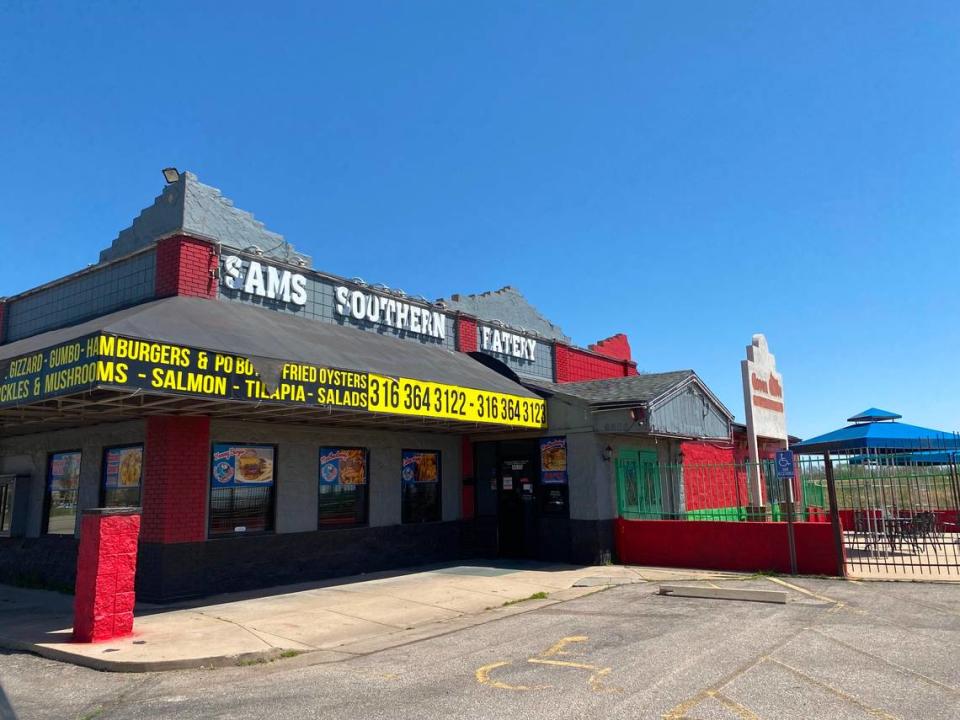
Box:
[539,437,568,484]
[104,446,143,489]
[320,448,367,486]
[401,450,439,484]
[212,444,275,488]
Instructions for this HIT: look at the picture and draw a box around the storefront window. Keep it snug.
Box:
[401,450,441,523]
[45,451,81,535]
[102,445,143,507]
[209,444,276,537]
[319,447,368,526]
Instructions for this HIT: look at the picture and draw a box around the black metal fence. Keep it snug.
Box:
[817,449,960,578]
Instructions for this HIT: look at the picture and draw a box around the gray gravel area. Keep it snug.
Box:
[1,576,957,720]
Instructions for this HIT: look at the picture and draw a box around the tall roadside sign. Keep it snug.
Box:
[740,334,787,512]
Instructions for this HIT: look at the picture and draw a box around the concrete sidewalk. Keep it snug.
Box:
[0,561,739,672]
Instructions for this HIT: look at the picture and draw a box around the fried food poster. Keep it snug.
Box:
[539,437,568,484]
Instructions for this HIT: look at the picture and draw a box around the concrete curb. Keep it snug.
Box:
[0,585,614,673]
[0,634,290,673]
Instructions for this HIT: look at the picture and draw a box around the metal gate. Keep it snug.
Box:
[815,452,960,578]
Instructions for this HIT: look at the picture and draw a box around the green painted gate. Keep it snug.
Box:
[616,449,662,518]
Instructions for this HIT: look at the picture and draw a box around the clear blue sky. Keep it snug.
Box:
[2,2,958,438]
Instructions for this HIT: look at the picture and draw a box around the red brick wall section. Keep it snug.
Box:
[555,344,638,382]
[456,315,479,353]
[73,512,141,642]
[680,441,747,512]
[588,333,633,362]
[155,235,218,299]
[141,416,211,544]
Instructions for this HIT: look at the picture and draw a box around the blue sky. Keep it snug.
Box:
[2,2,958,438]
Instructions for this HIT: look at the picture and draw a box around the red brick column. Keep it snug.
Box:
[142,416,210,544]
[155,234,219,299]
[73,509,141,642]
[456,315,478,353]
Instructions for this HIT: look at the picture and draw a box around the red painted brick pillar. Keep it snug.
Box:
[154,234,219,299]
[456,315,478,353]
[73,509,141,643]
[142,416,210,544]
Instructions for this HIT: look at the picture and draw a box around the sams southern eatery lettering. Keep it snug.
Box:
[222,255,308,306]
[480,325,537,361]
[750,372,784,413]
[334,287,446,341]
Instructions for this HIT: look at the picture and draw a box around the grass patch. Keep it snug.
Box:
[750,570,780,578]
[77,707,104,720]
[239,649,305,667]
[502,591,549,607]
[237,657,269,666]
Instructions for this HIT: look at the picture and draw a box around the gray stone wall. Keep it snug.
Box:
[5,251,156,343]
[0,420,145,538]
[0,418,462,540]
[210,420,463,534]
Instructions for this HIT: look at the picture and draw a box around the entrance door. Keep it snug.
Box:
[498,458,535,557]
[616,449,662,518]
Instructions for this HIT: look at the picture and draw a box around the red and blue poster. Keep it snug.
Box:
[211,444,275,488]
[401,450,439,484]
[104,446,143,489]
[539,437,568,484]
[320,448,367,486]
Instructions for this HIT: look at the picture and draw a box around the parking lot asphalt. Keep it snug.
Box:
[1,574,958,720]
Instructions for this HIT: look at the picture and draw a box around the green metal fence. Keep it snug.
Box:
[616,457,829,522]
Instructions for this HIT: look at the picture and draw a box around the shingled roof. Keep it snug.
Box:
[529,370,733,420]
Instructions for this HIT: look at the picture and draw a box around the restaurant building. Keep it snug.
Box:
[0,172,736,601]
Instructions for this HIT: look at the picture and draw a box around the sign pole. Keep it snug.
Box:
[776,449,798,575]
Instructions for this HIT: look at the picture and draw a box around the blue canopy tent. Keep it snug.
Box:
[794,409,960,455]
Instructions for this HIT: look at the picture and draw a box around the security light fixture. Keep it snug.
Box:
[162,167,180,184]
[603,445,614,462]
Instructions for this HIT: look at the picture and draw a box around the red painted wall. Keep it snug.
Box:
[680,442,748,512]
[588,333,632,362]
[555,344,638,382]
[155,235,218,299]
[73,511,141,642]
[141,416,211,544]
[614,518,844,576]
[456,316,479,353]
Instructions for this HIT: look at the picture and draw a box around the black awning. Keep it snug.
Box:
[0,297,546,432]
[0,297,537,398]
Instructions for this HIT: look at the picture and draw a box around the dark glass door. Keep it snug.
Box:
[498,458,536,557]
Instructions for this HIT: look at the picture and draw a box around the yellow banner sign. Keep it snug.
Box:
[1,333,547,429]
[367,374,546,428]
